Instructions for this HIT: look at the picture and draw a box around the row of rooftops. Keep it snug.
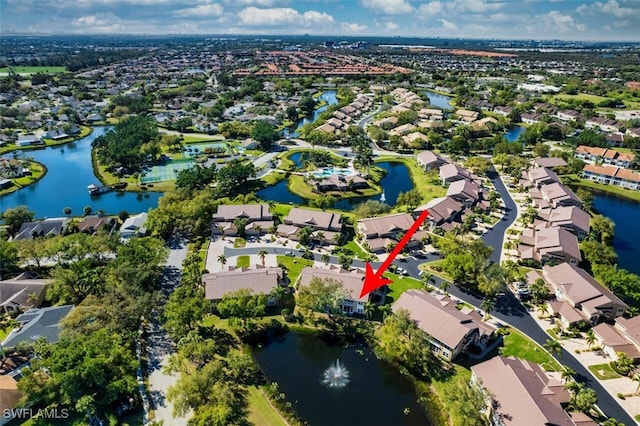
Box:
[574,145,635,168]
[582,163,640,183]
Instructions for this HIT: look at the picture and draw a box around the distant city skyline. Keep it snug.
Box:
[1,0,639,42]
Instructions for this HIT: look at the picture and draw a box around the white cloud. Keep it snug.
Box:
[450,0,503,13]
[341,22,367,33]
[224,0,277,5]
[597,0,634,18]
[237,7,333,26]
[361,0,414,15]
[385,21,399,31]
[417,1,443,17]
[176,3,223,17]
[438,18,458,31]
[540,10,584,33]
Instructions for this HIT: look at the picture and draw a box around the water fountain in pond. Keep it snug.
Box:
[380,189,386,203]
[322,359,350,388]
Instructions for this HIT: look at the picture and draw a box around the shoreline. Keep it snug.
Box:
[0,125,93,156]
[0,160,47,196]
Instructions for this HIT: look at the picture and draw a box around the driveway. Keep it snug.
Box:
[147,235,189,426]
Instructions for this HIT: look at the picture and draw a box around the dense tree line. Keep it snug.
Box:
[92,115,160,173]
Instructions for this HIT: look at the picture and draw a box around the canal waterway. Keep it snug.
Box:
[290,90,338,137]
[0,127,162,219]
[253,332,429,426]
[593,194,640,276]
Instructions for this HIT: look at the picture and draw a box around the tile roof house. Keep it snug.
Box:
[12,218,70,241]
[0,374,23,426]
[471,356,576,426]
[592,322,640,360]
[445,179,486,207]
[530,182,582,209]
[1,305,74,349]
[614,316,640,358]
[414,197,464,230]
[277,208,343,244]
[530,157,568,169]
[203,265,285,305]
[536,206,590,240]
[518,226,582,266]
[0,273,50,314]
[526,167,561,188]
[416,150,449,171]
[543,262,628,324]
[357,213,424,253]
[119,212,148,239]
[77,216,116,234]
[212,204,273,236]
[298,266,385,314]
[392,289,495,361]
[582,164,640,190]
[575,145,635,169]
[439,163,478,187]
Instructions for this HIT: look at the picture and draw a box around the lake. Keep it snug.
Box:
[253,332,429,426]
[504,125,525,143]
[0,127,162,219]
[422,90,453,111]
[256,161,414,211]
[593,194,640,275]
[290,90,339,137]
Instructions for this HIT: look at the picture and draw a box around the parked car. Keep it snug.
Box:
[285,251,294,257]
[396,267,408,276]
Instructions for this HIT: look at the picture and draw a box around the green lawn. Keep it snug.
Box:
[234,238,247,248]
[288,174,381,200]
[236,255,250,268]
[180,133,225,142]
[429,365,472,426]
[0,66,66,75]
[277,255,308,285]
[552,93,610,104]
[384,272,423,304]
[271,202,294,218]
[374,157,446,203]
[342,238,370,260]
[418,260,454,282]
[500,327,562,371]
[588,363,621,380]
[562,174,640,202]
[247,386,287,426]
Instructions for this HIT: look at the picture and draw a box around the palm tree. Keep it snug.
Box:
[332,233,342,246]
[0,317,18,363]
[270,285,287,309]
[420,272,436,290]
[480,297,495,321]
[258,249,268,266]
[585,329,596,349]
[379,304,392,320]
[544,338,563,359]
[217,254,227,268]
[538,303,549,318]
[63,207,72,217]
[363,301,375,319]
[315,231,325,246]
[439,281,450,294]
[26,292,39,308]
[321,253,330,266]
[561,367,576,384]
[633,372,640,395]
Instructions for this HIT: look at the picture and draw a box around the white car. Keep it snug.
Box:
[396,267,408,276]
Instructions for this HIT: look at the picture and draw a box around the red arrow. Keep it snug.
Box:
[359,210,430,298]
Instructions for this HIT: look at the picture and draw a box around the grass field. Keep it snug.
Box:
[237,255,250,268]
[383,272,423,304]
[288,174,381,200]
[429,365,472,426]
[247,386,288,426]
[500,327,562,371]
[0,66,66,75]
[552,93,610,104]
[374,157,446,203]
[276,255,307,285]
[588,363,621,380]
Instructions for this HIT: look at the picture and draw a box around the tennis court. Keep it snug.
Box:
[182,141,231,158]
[140,159,195,183]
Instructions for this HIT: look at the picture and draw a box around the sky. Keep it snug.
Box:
[1,0,639,42]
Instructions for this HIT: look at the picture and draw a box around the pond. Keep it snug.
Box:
[0,126,162,219]
[253,332,429,426]
[256,161,414,211]
[289,90,339,137]
[594,193,640,275]
[422,90,453,111]
[504,125,525,143]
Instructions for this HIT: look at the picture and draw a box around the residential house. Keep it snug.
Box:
[119,212,148,239]
[76,216,116,234]
[388,123,417,137]
[471,356,577,426]
[314,174,368,193]
[531,182,582,209]
[626,128,640,138]
[277,208,342,244]
[0,374,23,426]
[613,316,640,359]
[493,106,513,117]
[536,206,590,240]
[582,164,640,190]
[530,157,568,169]
[518,226,582,266]
[212,204,273,236]
[445,179,486,208]
[525,167,561,188]
[403,131,428,147]
[585,117,620,133]
[592,322,640,360]
[455,109,479,123]
[357,213,425,253]
[392,289,495,361]
[416,150,449,171]
[203,265,285,306]
[16,134,42,146]
[414,196,464,232]
[439,163,478,187]
[298,266,385,314]
[0,273,50,314]
[12,218,70,241]
[521,112,543,124]
[605,133,625,148]
[574,146,635,169]
[1,305,74,348]
[555,109,580,122]
[543,262,628,324]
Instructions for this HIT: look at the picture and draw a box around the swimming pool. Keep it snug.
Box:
[312,167,354,178]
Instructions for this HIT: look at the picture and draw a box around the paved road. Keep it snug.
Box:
[147,236,189,426]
